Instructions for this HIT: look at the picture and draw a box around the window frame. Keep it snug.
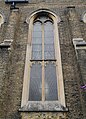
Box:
[30,16,58,101]
[21,10,66,108]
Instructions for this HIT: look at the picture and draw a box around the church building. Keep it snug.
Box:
[0,0,86,119]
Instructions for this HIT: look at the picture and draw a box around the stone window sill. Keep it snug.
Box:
[19,101,68,112]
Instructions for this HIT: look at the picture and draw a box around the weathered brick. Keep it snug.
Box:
[0,0,86,119]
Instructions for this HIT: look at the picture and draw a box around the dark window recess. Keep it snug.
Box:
[29,63,42,101]
[5,0,28,3]
[45,62,58,100]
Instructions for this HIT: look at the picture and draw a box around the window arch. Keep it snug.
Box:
[0,14,4,27]
[82,12,86,23]
[21,10,65,109]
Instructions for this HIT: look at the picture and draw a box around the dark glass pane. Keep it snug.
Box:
[33,22,42,31]
[44,38,54,44]
[44,44,55,59]
[33,31,42,38]
[32,44,42,60]
[44,52,54,59]
[39,17,48,22]
[32,38,42,44]
[32,22,42,43]
[45,62,58,100]
[45,44,54,51]
[29,63,42,101]
[44,31,54,38]
[44,21,53,31]
[32,51,42,60]
[32,21,42,60]
[44,21,55,59]
[44,21,54,43]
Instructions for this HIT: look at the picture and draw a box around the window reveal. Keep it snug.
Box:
[29,16,58,101]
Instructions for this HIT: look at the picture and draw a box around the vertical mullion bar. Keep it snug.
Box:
[42,23,45,101]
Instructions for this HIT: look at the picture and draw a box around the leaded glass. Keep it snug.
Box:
[45,62,58,100]
[29,15,58,101]
[44,21,55,59]
[44,38,54,44]
[33,22,42,31]
[32,21,42,60]
[44,44,55,59]
[32,44,42,60]
[29,63,42,101]
[44,21,53,31]
[44,31,54,38]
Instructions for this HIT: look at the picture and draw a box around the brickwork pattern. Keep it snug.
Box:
[21,112,66,119]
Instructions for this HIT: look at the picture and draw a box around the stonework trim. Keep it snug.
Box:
[19,101,68,112]
[81,11,86,23]
[0,13,4,27]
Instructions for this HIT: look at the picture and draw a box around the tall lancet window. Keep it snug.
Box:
[21,11,65,108]
[29,16,58,101]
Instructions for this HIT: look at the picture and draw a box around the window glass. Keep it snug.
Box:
[32,21,42,60]
[45,62,58,100]
[44,44,55,59]
[32,44,42,60]
[44,21,55,59]
[29,63,42,101]
[30,15,57,101]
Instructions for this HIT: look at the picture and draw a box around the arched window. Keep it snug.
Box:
[29,16,57,101]
[0,14,4,27]
[82,12,86,23]
[21,11,65,109]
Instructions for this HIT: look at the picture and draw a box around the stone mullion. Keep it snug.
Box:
[42,23,45,101]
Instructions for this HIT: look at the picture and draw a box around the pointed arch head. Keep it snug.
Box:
[26,9,61,24]
[0,13,4,27]
[81,11,86,23]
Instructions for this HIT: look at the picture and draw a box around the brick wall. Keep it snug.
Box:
[0,0,86,119]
